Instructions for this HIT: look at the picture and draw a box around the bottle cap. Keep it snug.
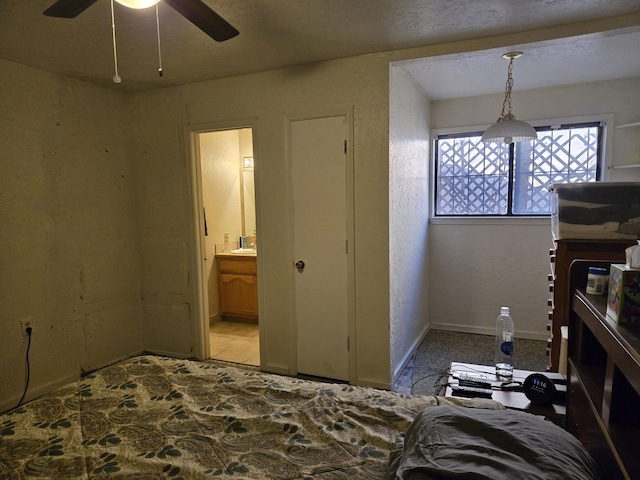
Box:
[501,307,509,315]
[588,267,607,275]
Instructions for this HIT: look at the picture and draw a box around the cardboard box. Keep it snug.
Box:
[606,264,640,326]
[551,182,640,240]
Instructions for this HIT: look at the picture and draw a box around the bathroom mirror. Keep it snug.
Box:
[240,158,256,237]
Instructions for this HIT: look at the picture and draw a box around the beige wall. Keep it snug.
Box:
[388,65,431,382]
[428,77,640,339]
[3,15,640,411]
[199,129,243,322]
[0,59,143,412]
[131,55,394,386]
[198,127,254,323]
[428,219,553,339]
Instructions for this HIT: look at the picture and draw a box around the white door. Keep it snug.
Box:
[291,115,349,380]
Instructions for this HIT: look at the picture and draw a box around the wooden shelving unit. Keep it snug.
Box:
[568,288,640,479]
[547,240,633,371]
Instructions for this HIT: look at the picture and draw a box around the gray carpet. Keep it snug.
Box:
[411,330,549,396]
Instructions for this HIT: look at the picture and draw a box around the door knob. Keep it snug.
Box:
[295,260,305,272]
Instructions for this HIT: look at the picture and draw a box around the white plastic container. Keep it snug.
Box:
[586,266,608,295]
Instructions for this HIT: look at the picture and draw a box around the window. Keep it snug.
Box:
[434,122,602,216]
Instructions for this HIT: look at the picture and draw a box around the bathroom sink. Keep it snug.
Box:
[230,248,257,254]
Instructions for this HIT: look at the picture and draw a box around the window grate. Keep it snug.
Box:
[434,122,601,216]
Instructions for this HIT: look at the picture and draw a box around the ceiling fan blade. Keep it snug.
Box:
[163,0,239,42]
[43,0,100,18]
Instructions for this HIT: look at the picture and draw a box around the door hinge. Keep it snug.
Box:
[347,336,350,351]
[345,240,348,254]
[344,140,347,154]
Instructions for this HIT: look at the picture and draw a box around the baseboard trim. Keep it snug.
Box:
[260,364,290,376]
[353,378,390,390]
[0,372,79,415]
[430,323,548,341]
[391,323,430,385]
[143,349,195,360]
[0,350,149,415]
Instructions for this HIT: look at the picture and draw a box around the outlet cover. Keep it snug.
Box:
[20,318,33,336]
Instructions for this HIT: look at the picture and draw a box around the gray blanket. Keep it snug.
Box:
[387,405,601,479]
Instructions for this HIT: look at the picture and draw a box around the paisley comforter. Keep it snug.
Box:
[0,355,500,479]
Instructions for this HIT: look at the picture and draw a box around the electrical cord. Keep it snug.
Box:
[450,365,527,391]
[433,369,451,395]
[498,381,523,391]
[411,370,446,394]
[413,366,527,396]
[411,368,452,396]
[16,326,32,409]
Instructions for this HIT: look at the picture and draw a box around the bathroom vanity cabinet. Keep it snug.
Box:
[216,254,258,319]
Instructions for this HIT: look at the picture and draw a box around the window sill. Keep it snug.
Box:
[429,216,551,226]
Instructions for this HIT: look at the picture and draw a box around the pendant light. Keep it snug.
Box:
[481,52,538,144]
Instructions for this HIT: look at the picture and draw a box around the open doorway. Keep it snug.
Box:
[197,127,259,366]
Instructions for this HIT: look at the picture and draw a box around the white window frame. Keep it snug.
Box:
[429,114,614,223]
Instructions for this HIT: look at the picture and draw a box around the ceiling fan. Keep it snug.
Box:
[43,0,239,42]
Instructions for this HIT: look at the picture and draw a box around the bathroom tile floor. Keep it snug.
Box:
[209,320,260,366]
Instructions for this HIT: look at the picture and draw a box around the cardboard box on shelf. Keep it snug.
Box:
[606,264,640,325]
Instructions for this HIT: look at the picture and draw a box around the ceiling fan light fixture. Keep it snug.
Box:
[44,0,239,41]
[482,51,538,144]
[114,0,160,9]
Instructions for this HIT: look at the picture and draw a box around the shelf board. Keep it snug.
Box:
[569,288,640,478]
[570,359,605,416]
[615,121,640,129]
[609,423,640,480]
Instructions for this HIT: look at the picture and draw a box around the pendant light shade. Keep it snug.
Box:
[482,52,537,144]
[114,0,160,9]
[481,114,538,144]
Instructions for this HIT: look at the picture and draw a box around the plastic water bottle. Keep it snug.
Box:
[495,307,514,380]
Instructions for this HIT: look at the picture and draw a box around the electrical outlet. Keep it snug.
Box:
[20,318,33,337]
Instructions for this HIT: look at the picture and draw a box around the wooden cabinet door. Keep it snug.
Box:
[220,273,258,317]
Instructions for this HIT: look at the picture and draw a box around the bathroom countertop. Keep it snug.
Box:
[215,251,257,257]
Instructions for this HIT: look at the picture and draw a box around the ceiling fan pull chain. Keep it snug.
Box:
[156,2,163,77]
[110,0,121,83]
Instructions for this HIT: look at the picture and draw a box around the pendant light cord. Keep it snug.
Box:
[156,3,163,76]
[498,57,514,121]
[110,0,121,83]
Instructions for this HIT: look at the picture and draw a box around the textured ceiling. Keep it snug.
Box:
[1,0,640,96]
[402,27,640,100]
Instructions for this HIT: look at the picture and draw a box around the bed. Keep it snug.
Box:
[0,355,600,479]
